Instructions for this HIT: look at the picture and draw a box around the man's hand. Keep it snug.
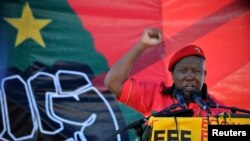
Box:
[140,28,163,47]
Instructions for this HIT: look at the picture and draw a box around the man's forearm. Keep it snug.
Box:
[104,41,148,96]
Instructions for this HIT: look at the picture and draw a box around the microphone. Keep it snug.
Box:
[206,101,219,108]
[189,91,211,114]
[207,101,250,114]
[173,89,186,110]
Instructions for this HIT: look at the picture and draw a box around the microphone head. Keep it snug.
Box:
[189,91,211,114]
[188,91,200,102]
[173,89,186,110]
[173,89,184,98]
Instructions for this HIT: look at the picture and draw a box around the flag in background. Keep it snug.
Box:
[1,0,109,75]
[0,0,250,141]
[0,0,129,140]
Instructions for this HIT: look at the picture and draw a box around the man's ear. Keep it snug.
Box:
[204,70,207,76]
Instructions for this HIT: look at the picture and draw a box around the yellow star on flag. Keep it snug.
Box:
[4,3,52,48]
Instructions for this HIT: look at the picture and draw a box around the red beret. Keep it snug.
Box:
[168,45,205,72]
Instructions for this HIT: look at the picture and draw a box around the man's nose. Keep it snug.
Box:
[185,71,194,81]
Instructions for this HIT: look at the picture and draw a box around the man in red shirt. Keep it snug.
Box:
[104,28,227,117]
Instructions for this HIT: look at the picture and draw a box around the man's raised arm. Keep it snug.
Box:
[104,28,163,97]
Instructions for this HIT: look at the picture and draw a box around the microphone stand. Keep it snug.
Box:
[208,103,250,114]
[111,103,193,140]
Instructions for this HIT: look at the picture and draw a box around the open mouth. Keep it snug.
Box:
[183,85,196,91]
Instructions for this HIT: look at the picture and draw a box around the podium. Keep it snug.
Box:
[142,114,250,141]
[112,105,250,141]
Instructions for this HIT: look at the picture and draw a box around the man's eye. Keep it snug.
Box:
[193,70,200,73]
[178,69,186,73]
